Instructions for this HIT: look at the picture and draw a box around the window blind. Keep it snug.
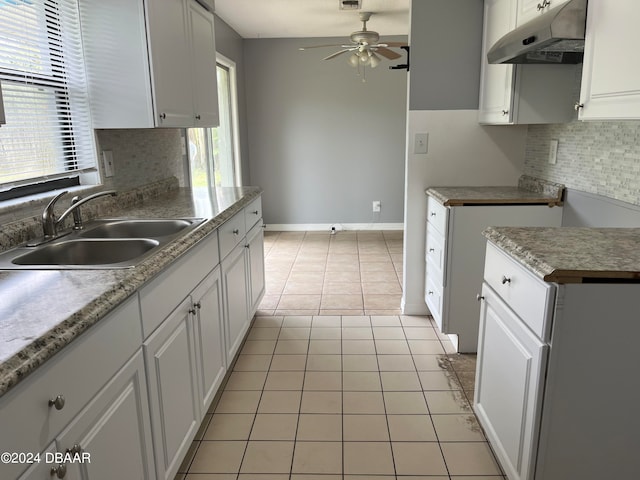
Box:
[0,0,96,190]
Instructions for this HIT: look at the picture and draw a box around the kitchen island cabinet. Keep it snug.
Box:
[79,0,218,128]
[424,178,563,352]
[476,227,640,480]
[577,0,640,120]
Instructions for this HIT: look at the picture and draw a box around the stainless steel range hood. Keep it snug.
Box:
[488,0,587,64]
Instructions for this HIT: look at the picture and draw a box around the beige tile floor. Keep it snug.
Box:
[258,231,404,316]
[176,231,505,480]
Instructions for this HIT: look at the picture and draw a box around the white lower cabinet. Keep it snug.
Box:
[246,223,266,318]
[221,240,250,363]
[191,267,226,414]
[475,283,548,480]
[424,195,562,352]
[144,298,200,480]
[476,242,640,479]
[58,351,155,480]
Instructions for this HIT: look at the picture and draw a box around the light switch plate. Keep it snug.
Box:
[548,139,559,165]
[414,133,428,154]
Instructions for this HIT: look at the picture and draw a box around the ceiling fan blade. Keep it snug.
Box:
[375,46,402,60]
[383,42,409,47]
[323,49,352,60]
[299,44,345,51]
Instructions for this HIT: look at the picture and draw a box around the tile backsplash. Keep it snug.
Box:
[96,128,187,190]
[524,121,640,206]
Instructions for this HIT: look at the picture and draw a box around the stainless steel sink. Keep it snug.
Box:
[79,219,195,239]
[0,217,205,270]
[12,239,160,266]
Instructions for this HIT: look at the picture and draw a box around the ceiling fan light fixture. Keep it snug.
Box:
[348,53,360,67]
[339,0,361,10]
[369,52,381,68]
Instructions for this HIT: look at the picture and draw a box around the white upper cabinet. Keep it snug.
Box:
[80,0,219,128]
[479,0,577,125]
[478,0,517,124]
[578,0,640,120]
[516,0,570,26]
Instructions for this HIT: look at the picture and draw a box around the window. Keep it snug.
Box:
[0,0,96,195]
[188,54,241,194]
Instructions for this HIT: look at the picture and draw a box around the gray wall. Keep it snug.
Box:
[244,37,408,225]
[409,0,483,110]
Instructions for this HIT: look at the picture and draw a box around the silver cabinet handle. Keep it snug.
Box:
[430,211,436,217]
[51,464,67,478]
[574,102,584,111]
[232,229,239,235]
[48,395,65,410]
[502,109,509,116]
[251,210,259,215]
[159,112,166,120]
[427,290,434,295]
[195,114,201,120]
[67,444,82,455]
[477,294,485,301]
[428,248,435,253]
[501,275,511,285]
[194,302,201,310]
[537,0,550,10]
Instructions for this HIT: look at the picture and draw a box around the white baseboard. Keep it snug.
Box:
[264,223,404,232]
[401,300,430,316]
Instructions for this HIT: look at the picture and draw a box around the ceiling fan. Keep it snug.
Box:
[299,12,407,73]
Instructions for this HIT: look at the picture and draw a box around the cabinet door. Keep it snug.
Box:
[57,351,155,480]
[578,0,640,120]
[478,0,517,124]
[192,267,226,413]
[246,224,266,318]
[144,298,200,480]
[146,0,194,126]
[188,0,219,127]
[474,284,548,480]
[221,242,250,363]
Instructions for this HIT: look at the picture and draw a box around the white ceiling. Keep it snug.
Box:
[213,0,410,39]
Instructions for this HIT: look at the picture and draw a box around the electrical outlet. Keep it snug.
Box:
[102,150,115,177]
[548,139,559,165]
[372,200,381,213]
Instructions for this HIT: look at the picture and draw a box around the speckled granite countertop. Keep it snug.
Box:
[483,226,640,283]
[426,175,564,207]
[0,185,261,398]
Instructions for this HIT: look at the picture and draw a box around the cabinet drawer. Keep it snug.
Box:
[425,273,443,328]
[140,231,219,337]
[218,211,247,260]
[484,242,555,340]
[426,223,446,275]
[0,296,142,479]
[244,196,262,231]
[427,196,448,235]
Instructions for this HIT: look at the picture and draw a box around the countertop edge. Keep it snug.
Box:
[0,187,262,398]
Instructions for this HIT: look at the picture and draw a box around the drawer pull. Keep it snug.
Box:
[251,210,259,215]
[477,294,485,301]
[501,275,511,285]
[194,302,201,310]
[67,444,82,455]
[48,394,66,410]
[428,248,435,253]
[430,211,436,217]
[51,464,67,478]
[428,290,434,295]
[232,229,239,235]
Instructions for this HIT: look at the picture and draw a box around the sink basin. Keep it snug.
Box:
[0,217,205,270]
[80,219,195,239]
[12,239,160,266]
